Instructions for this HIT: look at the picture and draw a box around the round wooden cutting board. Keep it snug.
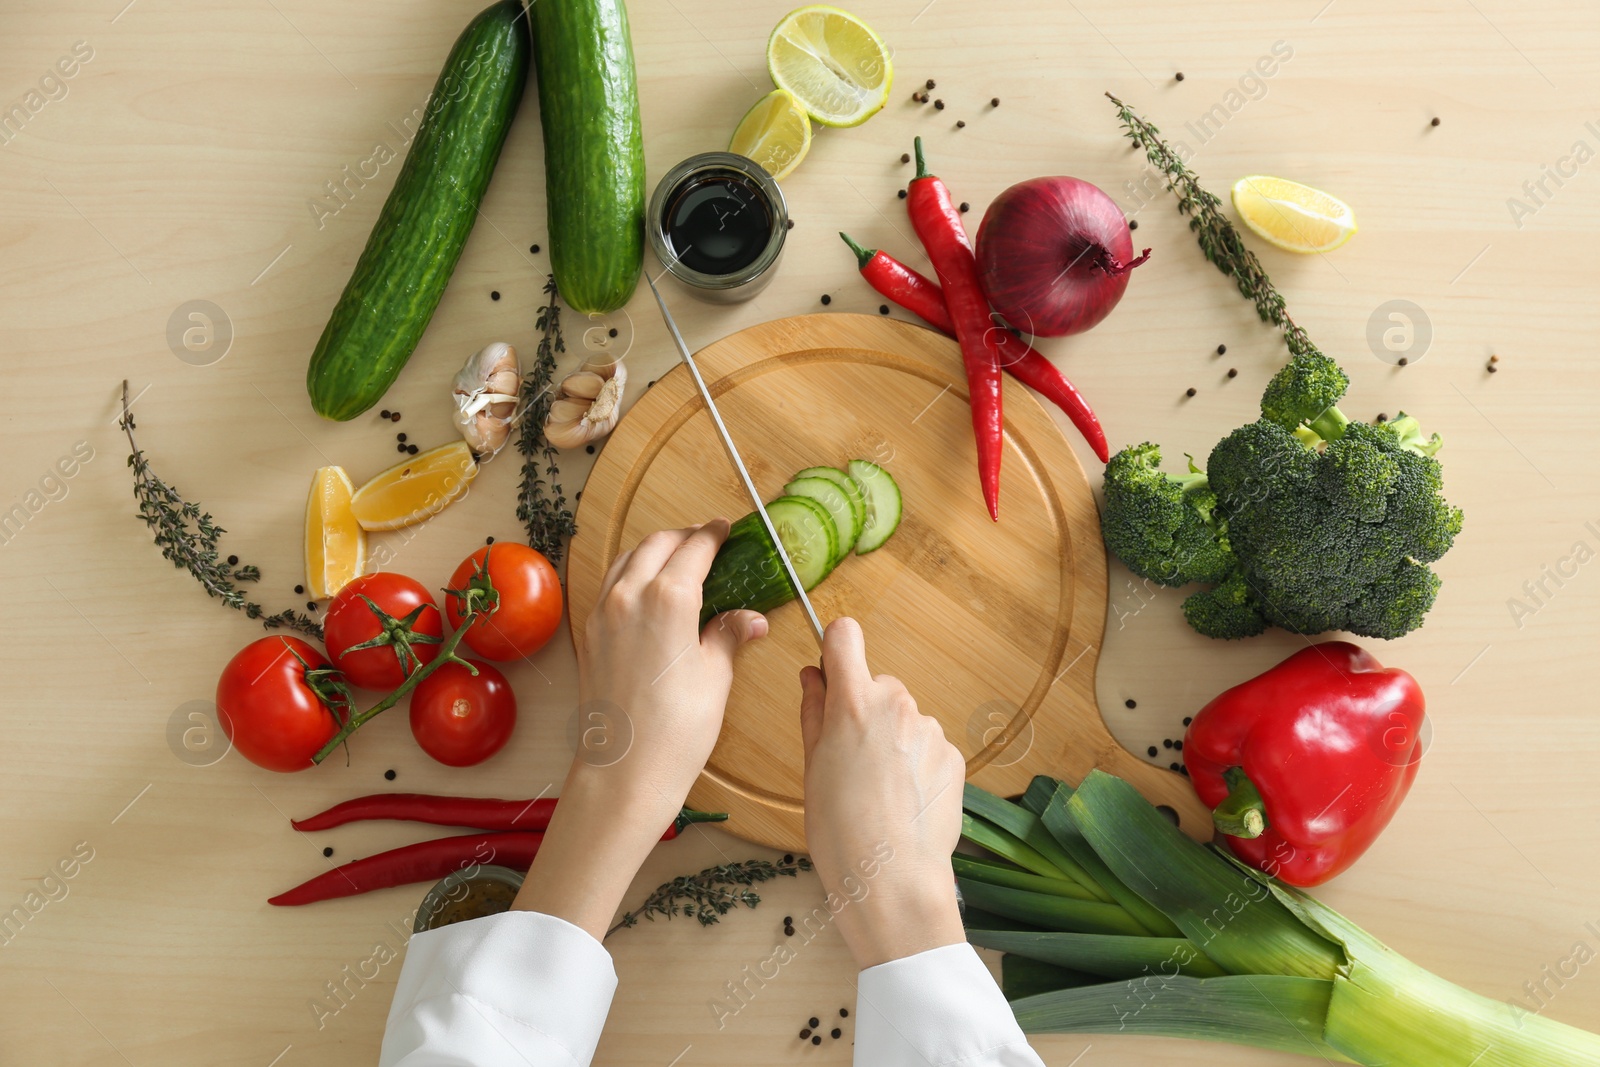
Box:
[567,314,1209,850]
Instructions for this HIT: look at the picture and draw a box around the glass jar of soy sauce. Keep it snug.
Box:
[647,152,788,303]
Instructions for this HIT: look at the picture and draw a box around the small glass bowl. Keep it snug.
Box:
[413,864,526,934]
[647,151,789,304]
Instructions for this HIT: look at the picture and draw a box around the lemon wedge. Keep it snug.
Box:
[730,88,813,179]
[1231,175,1357,254]
[766,6,892,128]
[349,441,478,533]
[305,466,365,600]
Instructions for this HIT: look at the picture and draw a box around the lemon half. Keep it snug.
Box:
[730,88,813,179]
[1231,175,1357,254]
[766,6,892,128]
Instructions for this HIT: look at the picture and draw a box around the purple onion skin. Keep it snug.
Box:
[976,176,1146,338]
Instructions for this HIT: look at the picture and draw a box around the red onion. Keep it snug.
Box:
[975,176,1150,337]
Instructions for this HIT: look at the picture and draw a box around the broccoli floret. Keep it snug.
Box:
[1100,443,1235,587]
[1100,404,1463,642]
[1260,349,1351,442]
[1182,573,1267,639]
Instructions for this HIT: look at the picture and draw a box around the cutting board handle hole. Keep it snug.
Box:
[1156,805,1180,828]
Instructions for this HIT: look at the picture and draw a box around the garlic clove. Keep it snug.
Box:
[452,342,521,457]
[548,397,592,424]
[558,371,607,400]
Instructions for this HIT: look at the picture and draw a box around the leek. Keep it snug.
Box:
[956,771,1600,1066]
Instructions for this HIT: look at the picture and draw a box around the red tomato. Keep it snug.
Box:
[323,573,444,690]
[445,544,563,661]
[216,637,343,772]
[409,660,517,767]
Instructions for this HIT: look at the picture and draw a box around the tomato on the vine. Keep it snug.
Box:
[445,544,562,661]
[323,573,444,690]
[216,637,345,772]
[409,659,517,767]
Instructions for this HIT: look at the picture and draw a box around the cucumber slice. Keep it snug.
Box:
[767,494,840,585]
[793,465,866,546]
[847,459,902,554]
[784,477,859,564]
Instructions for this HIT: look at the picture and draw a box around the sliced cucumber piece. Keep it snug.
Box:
[699,495,838,624]
[794,465,866,546]
[784,477,859,564]
[767,494,839,585]
[847,459,902,554]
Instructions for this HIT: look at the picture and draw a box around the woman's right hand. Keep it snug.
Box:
[798,618,968,969]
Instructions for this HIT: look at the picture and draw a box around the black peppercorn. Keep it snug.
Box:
[1170,762,1182,771]
[991,97,1000,107]
[955,119,966,128]
[585,444,596,454]
[812,1036,822,1046]
[384,769,396,781]
[294,584,304,595]
[925,78,936,90]
[407,444,418,455]
[831,1028,842,1039]
[933,98,944,110]
[1183,716,1192,726]
[1163,739,1173,749]
[608,327,618,338]
[647,380,655,388]
[959,202,970,212]
[226,554,238,566]
[840,1008,848,1018]
[809,1017,819,1028]
[380,409,391,419]
[783,854,794,864]
[307,601,318,611]
[490,290,500,301]
[486,536,495,544]
[912,91,923,102]
[397,432,407,442]
[1174,740,1184,751]
[1487,363,1498,373]
[900,152,911,163]
[1398,357,1409,366]
[323,846,333,857]
[879,305,889,315]
[390,412,401,422]
[1227,368,1238,378]
[1128,219,1138,230]
[1430,117,1440,127]
[1376,413,1388,423]
[783,916,792,924]
[397,444,407,453]
[1185,387,1197,397]
[1216,343,1226,355]
[785,218,795,229]
[530,244,540,254]
[1175,71,1185,81]
[821,293,831,304]
[1148,745,1158,757]
[800,1029,811,1039]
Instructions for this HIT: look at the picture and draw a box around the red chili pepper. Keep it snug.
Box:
[289,794,726,838]
[840,233,1109,462]
[839,231,954,333]
[1183,642,1427,887]
[267,831,544,906]
[906,137,1002,521]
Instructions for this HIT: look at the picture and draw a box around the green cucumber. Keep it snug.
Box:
[793,466,866,547]
[305,1,531,421]
[848,459,903,554]
[783,476,859,564]
[700,496,838,624]
[530,0,645,314]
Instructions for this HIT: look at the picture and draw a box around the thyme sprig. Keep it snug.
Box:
[516,276,577,562]
[606,856,813,938]
[120,380,322,639]
[1108,93,1322,362]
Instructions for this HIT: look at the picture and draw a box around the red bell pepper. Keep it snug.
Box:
[1183,641,1426,887]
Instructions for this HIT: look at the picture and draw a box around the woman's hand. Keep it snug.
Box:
[799,618,968,969]
[514,520,766,939]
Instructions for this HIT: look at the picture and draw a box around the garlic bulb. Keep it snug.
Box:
[452,342,521,456]
[544,355,627,449]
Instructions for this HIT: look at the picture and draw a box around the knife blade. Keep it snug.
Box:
[645,274,827,649]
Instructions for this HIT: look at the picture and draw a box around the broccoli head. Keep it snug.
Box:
[1100,442,1235,587]
[1182,572,1267,640]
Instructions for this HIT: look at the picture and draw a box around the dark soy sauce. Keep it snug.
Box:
[661,170,773,276]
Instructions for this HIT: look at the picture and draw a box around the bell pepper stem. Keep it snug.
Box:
[1212,767,1268,839]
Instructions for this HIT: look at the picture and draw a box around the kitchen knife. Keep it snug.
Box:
[644,274,827,650]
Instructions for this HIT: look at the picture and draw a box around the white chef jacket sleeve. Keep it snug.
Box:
[854,942,1046,1067]
[380,909,617,1067]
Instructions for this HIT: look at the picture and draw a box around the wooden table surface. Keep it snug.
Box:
[4,0,1597,1063]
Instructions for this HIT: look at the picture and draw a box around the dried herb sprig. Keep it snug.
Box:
[607,856,813,938]
[119,380,322,638]
[1107,93,1321,363]
[515,276,577,562]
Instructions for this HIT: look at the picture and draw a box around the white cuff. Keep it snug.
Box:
[855,943,1044,1067]
[380,910,618,1067]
